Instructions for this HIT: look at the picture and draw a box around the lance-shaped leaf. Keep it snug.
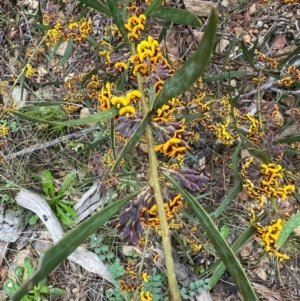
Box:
[106,0,129,45]
[164,173,258,301]
[145,0,164,16]
[59,36,74,66]
[11,107,118,126]
[213,183,243,218]
[152,8,217,112]
[11,190,141,301]
[150,7,202,27]
[277,211,300,249]
[232,141,243,182]
[111,112,151,171]
[78,0,110,16]
[274,135,300,144]
[209,223,257,289]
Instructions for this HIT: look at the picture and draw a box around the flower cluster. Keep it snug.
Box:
[249,210,290,261]
[117,188,183,244]
[60,73,102,113]
[255,50,278,70]
[43,13,92,47]
[279,64,300,87]
[242,159,295,205]
[130,36,173,84]
[111,90,141,115]
[242,158,296,259]
[22,64,35,78]
[125,14,146,41]
[0,124,9,136]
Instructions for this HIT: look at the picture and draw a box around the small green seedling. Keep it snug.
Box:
[29,169,77,226]
[4,257,64,301]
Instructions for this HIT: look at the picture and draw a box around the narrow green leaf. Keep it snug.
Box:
[203,71,248,83]
[241,40,256,70]
[59,37,74,66]
[165,173,258,301]
[277,211,300,249]
[78,0,110,16]
[209,223,258,289]
[116,67,129,91]
[74,7,90,22]
[42,169,55,197]
[111,118,116,159]
[152,8,217,111]
[106,0,129,45]
[232,141,243,182]
[213,183,242,218]
[150,7,202,27]
[111,112,151,171]
[32,23,53,30]
[57,173,76,197]
[11,190,141,301]
[11,107,118,126]
[41,81,64,87]
[24,258,34,278]
[247,148,271,164]
[48,37,63,71]
[274,135,300,144]
[85,35,100,48]
[145,0,164,16]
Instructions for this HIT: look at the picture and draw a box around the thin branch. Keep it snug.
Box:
[2,126,99,160]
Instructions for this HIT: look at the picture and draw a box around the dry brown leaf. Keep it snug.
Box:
[255,267,267,281]
[238,190,248,202]
[239,241,253,258]
[252,282,281,300]
[233,27,243,37]
[216,38,230,53]
[248,3,256,15]
[243,34,251,44]
[184,0,216,17]
[272,35,287,54]
[122,245,143,257]
[139,142,148,153]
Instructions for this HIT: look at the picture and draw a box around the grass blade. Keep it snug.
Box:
[144,0,164,16]
[111,112,151,171]
[59,36,74,66]
[241,40,256,70]
[152,8,217,111]
[11,190,141,301]
[213,183,243,218]
[274,135,300,144]
[106,0,129,45]
[232,141,243,182]
[78,0,110,16]
[165,173,258,301]
[277,211,300,249]
[150,7,202,27]
[209,223,258,288]
[11,107,118,126]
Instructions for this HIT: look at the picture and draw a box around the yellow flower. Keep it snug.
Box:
[126,90,141,103]
[22,64,35,78]
[114,62,128,71]
[0,124,9,136]
[128,32,139,40]
[142,272,149,282]
[111,96,130,108]
[133,63,148,76]
[140,291,152,301]
[119,106,136,115]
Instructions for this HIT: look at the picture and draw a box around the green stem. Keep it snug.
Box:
[130,42,181,301]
